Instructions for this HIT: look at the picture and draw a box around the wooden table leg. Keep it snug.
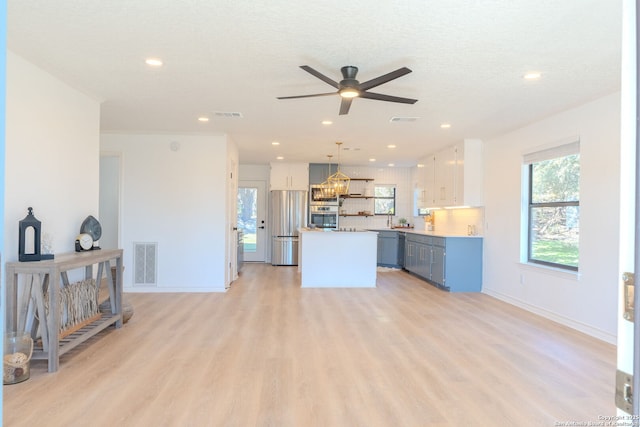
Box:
[5,266,18,332]
[115,256,123,328]
[47,267,60,372]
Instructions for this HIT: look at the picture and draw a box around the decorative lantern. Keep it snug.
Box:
[326,142,350,196]
[18,207,54,262]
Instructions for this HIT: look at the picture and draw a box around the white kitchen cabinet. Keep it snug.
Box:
[453,138,483,207]
[421,139,483,208]
[414,155,433,211]
[434,145,456,206]
[424,155,435,207]
[270,162,309,191]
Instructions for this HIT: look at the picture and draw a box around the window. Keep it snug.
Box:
[524,141,580,271]
[374,185,396,215]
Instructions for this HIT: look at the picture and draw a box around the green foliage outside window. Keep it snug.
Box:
[374,185,396,215]
[529,154,579,270]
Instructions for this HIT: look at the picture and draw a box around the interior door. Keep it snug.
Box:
[617,0,637,416]
[238,180,267,262]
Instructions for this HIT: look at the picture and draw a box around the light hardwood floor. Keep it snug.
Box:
[4,264,615,426]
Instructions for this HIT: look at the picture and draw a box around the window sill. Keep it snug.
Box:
[518,262,581,281]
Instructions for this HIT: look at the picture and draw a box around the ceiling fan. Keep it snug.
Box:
[277,65,418,115]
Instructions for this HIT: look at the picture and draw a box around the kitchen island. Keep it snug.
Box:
[298,228,378,287]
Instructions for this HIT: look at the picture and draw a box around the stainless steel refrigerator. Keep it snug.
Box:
[271,190,307,266]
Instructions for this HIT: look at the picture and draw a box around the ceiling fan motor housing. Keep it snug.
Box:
[340,66,360,89]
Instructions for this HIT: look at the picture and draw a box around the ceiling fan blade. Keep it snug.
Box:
[360,91,418,104]
[300,65,340,89]
[358,67,412,91]
[339,98,353,115]
[277,92,337,100]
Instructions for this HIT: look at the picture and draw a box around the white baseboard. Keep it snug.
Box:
[482,288,616,345]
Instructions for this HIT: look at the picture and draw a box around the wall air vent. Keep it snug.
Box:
[134,242,157,286]
[390,116,419,122]
[213,111,244,119]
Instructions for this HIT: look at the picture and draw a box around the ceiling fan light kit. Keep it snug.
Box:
[277,65,418,115]
[339,88,359,98]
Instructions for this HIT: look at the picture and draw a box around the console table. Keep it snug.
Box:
[5,249,123,372]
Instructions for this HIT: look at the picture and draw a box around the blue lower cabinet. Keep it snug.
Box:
[430,242,445,287]
[377,231,404,268]
[397,233,405,268]
[404,234,482,292]
[404,234,429,279]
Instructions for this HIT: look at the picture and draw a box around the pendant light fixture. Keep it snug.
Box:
[320,155,334,198]
[327,142,350,196]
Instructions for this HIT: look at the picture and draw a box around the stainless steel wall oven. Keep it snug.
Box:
[309,205,338,229]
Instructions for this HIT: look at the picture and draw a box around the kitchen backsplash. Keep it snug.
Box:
[417,207,485,236]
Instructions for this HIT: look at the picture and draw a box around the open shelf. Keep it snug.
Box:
[339,179,375,217]
[32,302,121,360]
[340,195,373,199]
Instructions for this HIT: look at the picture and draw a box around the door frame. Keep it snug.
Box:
[617,0,638,416]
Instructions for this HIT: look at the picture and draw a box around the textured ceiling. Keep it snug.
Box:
[7,1,621,166]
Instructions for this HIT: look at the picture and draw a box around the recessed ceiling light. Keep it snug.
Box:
[322,120,333,125]
[524,72,542,80]
[369,158,376,162]
[145,58,163,67]
[271,141,280,146]
[388,163,395,167]
[417,163,425,168]
[440,123,451,129]
[276,156,284,160]
[387,144,396,149]
[198,117,209,122]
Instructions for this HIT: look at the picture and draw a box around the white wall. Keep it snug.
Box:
[239,164,269,181]
[100,133,235,292]
[5,51,100,262]
[483,92,621,343]
[99,154,120,250]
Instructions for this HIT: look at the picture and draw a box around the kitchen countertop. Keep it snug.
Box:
[299,227,376,233]
[368,228,483,238]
